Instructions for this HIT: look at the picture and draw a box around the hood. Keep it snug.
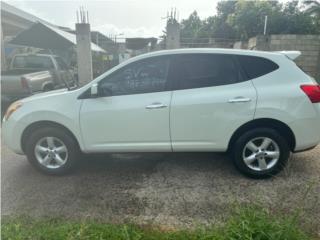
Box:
[21,88,69,103]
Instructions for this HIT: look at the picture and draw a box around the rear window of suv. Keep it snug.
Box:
[12,56,54,69]
[237,55,279,79]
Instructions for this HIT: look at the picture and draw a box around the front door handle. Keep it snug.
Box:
[228,97,252,103]
[145,102,168,109]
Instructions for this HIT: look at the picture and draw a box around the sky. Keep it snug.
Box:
[5,0,219,38]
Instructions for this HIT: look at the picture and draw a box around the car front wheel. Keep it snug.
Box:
[25,127,79,175]
[232,128,290,178]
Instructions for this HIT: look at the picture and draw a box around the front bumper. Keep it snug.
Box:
[2,118,25,155]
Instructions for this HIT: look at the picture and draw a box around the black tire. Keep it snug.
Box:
[232,128,290,179]
[25,127,80,175]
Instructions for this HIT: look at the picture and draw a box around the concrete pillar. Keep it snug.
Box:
[166,20,180,49]
[75,23,93,86]
[1,24,6,71]
[255,35,270,51]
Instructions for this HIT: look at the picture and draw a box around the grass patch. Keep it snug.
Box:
[1,205,314,240]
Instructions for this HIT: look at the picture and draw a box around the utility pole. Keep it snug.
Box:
[166,8,180,49]
[263,15,268,35]
[1,24,6,71]
[75,7,93,86]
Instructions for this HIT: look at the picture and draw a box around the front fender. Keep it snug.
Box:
[19,110,85,151]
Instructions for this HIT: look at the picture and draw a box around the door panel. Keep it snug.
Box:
[79,56,172,152]
[80,92,172,152]
[170,82,256,151]
[169,54,257,152]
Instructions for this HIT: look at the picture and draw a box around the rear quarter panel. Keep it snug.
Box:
[25,71,53,92]
[252,55,320,150]
[1,75,24,95]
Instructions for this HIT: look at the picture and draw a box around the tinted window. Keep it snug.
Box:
[12,56,54,69]
[237,55,279,79]
[173,54,242,90]
[99,57,170,96]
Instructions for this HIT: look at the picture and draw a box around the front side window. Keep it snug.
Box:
[99,56,170,96]
[173,54,242,90]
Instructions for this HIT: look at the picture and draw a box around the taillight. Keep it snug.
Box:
[21,77,31,93]
[300,84,320,103]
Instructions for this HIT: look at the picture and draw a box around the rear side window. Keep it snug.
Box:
[172,54,243,90]
[237,55,279,79]
[12,56,54,69]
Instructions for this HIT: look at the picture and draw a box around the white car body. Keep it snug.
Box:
[3,49,320,157]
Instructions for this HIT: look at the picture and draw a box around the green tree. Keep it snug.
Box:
[179,0,320,42]
[304,0,320,30]
[279,1,318,34]
[180,11,204,41]
[304,0,320,16]
[227,0,275,39]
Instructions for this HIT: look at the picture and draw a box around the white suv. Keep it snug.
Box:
[3,49,320,178]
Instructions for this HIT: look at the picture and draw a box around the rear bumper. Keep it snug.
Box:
[293,144,318,153]
[289,106,320,152]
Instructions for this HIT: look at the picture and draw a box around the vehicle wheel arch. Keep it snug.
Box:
[21,120,80,153]
[42,82,54,91]
[228,118,296,152]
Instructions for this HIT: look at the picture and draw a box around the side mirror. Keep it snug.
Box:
[91,83,99,97]
[90,83,112,97]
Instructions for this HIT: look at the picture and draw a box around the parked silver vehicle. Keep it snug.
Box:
[1,54,75,105]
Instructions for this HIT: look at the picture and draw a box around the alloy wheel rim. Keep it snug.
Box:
[34,137,68,169]
[242,137,280,171]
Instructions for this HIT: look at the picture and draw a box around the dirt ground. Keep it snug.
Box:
[1,143,319,231]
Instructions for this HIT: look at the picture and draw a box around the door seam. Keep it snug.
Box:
[169,91,174,152]
[250,80,259,120]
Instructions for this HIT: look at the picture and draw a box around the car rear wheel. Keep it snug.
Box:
[25,127,79,175]
[232,128,290,178]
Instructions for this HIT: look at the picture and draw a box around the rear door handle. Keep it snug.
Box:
[145,102,168,109]
[228,97,252,103]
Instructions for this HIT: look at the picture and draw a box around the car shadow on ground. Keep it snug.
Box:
[75,152,238,177]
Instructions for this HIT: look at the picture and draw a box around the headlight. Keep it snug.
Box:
[4,101,23,121]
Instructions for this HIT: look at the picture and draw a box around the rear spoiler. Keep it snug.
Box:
[276,51,301,60]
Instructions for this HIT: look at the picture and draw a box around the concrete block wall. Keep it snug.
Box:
[180,39,234,49]
[269,35,320,79]
[233,41,248,49]
[247,35,320,79]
